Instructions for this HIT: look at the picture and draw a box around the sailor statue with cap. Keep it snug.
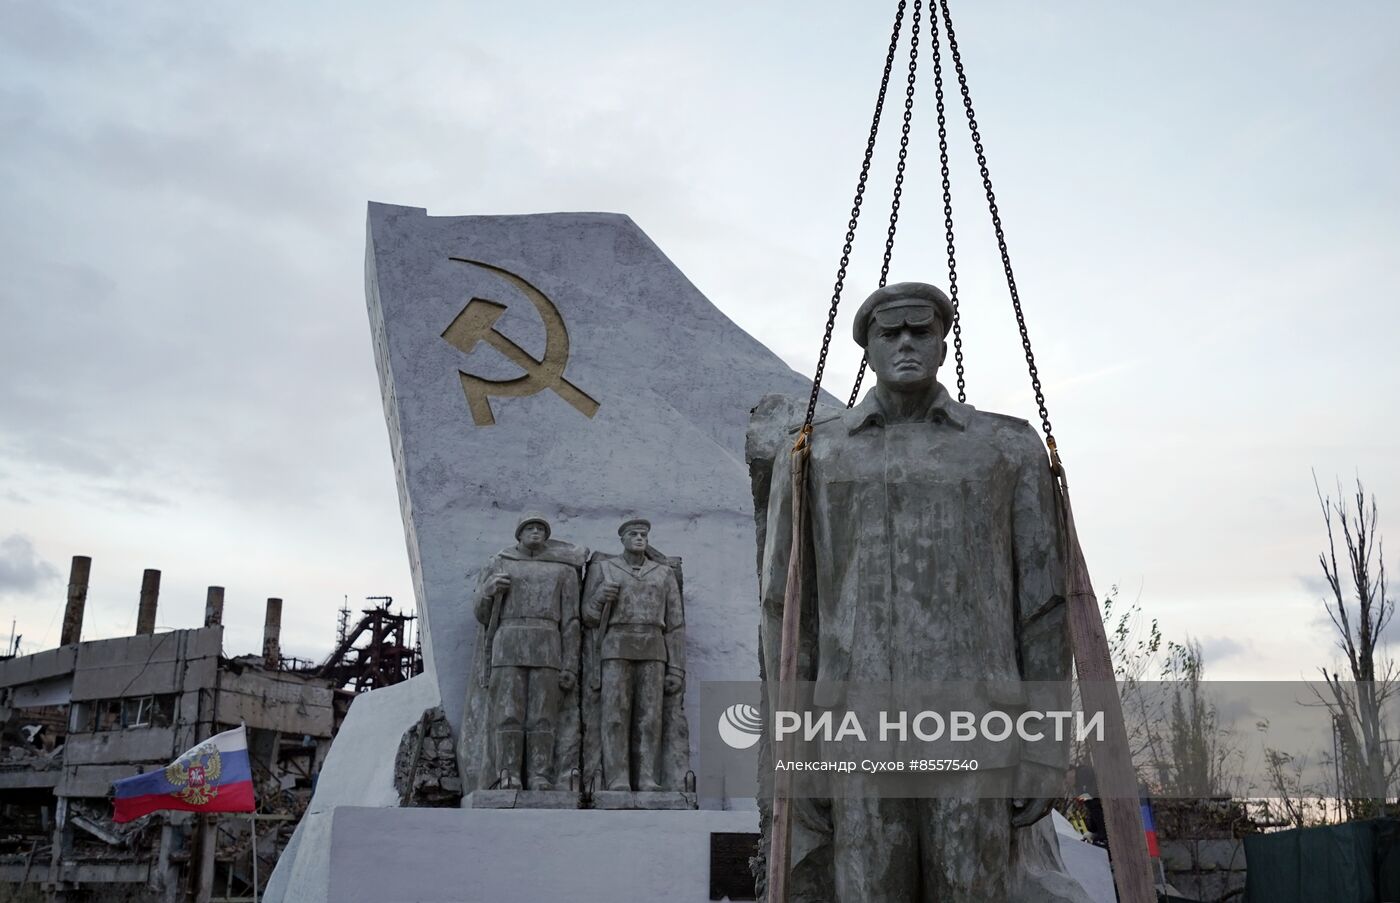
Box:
[473,514,584,791]
[754,283,1073,901]
[582,518,686,792]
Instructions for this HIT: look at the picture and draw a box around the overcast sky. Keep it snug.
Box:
[1,1,1396,678]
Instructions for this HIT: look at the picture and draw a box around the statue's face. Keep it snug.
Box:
[518,524,548,551]
[622,527,649,554]
[865,316,945,392]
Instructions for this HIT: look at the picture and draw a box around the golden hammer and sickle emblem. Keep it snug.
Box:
[441,258,600,427]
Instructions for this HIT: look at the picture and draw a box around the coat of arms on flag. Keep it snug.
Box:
[166,740,222,806]
[113,725,256,822]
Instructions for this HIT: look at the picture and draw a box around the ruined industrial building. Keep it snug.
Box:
[0,555,421,901]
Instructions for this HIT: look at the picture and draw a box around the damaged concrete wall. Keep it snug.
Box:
[217,669,334,737]
[68,629,221,703]
[0,646,77,689]
[1160,838,1248,902]
[64,727,180,766]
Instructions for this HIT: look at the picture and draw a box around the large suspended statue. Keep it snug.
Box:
[749,283,1087,902]
[744,0,1156,897]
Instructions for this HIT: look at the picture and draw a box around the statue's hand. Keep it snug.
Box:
[1010,761,1064,827]
[664,673,683,696]
[601,582,620,603]
[483,573,512,597]
[558,670,577,692]
[1009,796,1055,828]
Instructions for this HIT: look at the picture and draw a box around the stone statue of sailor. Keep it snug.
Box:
[474,514,582,791]
[751,283,1078,902]
[583,518,686,792]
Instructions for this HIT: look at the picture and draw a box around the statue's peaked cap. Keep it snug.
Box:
[617,517,651,536]
[853,282,955,347]
[514,514,552,539]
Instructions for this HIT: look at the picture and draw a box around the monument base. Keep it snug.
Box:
[464,789,581,809]
[327,806,758,902]
[322,806,1113,903]
[462,788,700,810]
[590,789,697,810]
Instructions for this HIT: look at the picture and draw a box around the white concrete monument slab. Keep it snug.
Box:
[267,204,819,900]
[357,203,817,786]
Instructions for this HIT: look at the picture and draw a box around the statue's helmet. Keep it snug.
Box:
[617,517,651,537]
[852,282,955,348]
[515,514,552,540]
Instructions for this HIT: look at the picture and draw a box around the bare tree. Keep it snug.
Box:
[1082,588,1169,786]
[1163,639,1237,798]
[1313,474,1397,818]
[1257,718,1321,829]
[1089,592,1242,797]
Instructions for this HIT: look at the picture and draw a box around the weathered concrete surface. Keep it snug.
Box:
[1159,838,1247,902]
[67,628,221,700]
[590,789,696,810]
[63,725,180,765]
[311,807,1111,903]
[1159,837,1246,872]
[463,789,579,809]
[216,667,334,736]
[394,706,463,807]
[327,806,757,902]
[0,644,76,687]
[363,203,820,791]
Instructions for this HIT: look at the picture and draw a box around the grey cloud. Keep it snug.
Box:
[1297,573,1331,599]
[0,7,747,530]
[0,3,99,65]
[1295,573,1400,648]
[0,534,60,596]
[94,484,171,510]
[1195,635,1246,664]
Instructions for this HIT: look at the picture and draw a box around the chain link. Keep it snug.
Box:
[803,1,908,428]
[846,0,923,408]
[929,2,966,403]
[937,0,1054,448]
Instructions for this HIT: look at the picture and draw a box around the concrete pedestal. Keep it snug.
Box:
[463,789,580,809]
[590,790,697,810]
[327,806,758,902]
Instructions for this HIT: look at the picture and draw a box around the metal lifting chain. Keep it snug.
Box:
[846,0,923,408]
[936,0,1056,455]
[802,0,908,430]
[805,0,1057,462]
[929,1,967,404]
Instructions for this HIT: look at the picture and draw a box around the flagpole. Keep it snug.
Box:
[196,816,216,903]
[250,812,258,903]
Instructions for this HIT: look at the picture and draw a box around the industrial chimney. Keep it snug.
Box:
[204,586,225,627]
[135,569,160,636]
[263,597,282,669]
[61,555,91,646]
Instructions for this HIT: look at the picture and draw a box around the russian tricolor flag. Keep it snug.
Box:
[1141,798,1160,859]
[113,725,256,823]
